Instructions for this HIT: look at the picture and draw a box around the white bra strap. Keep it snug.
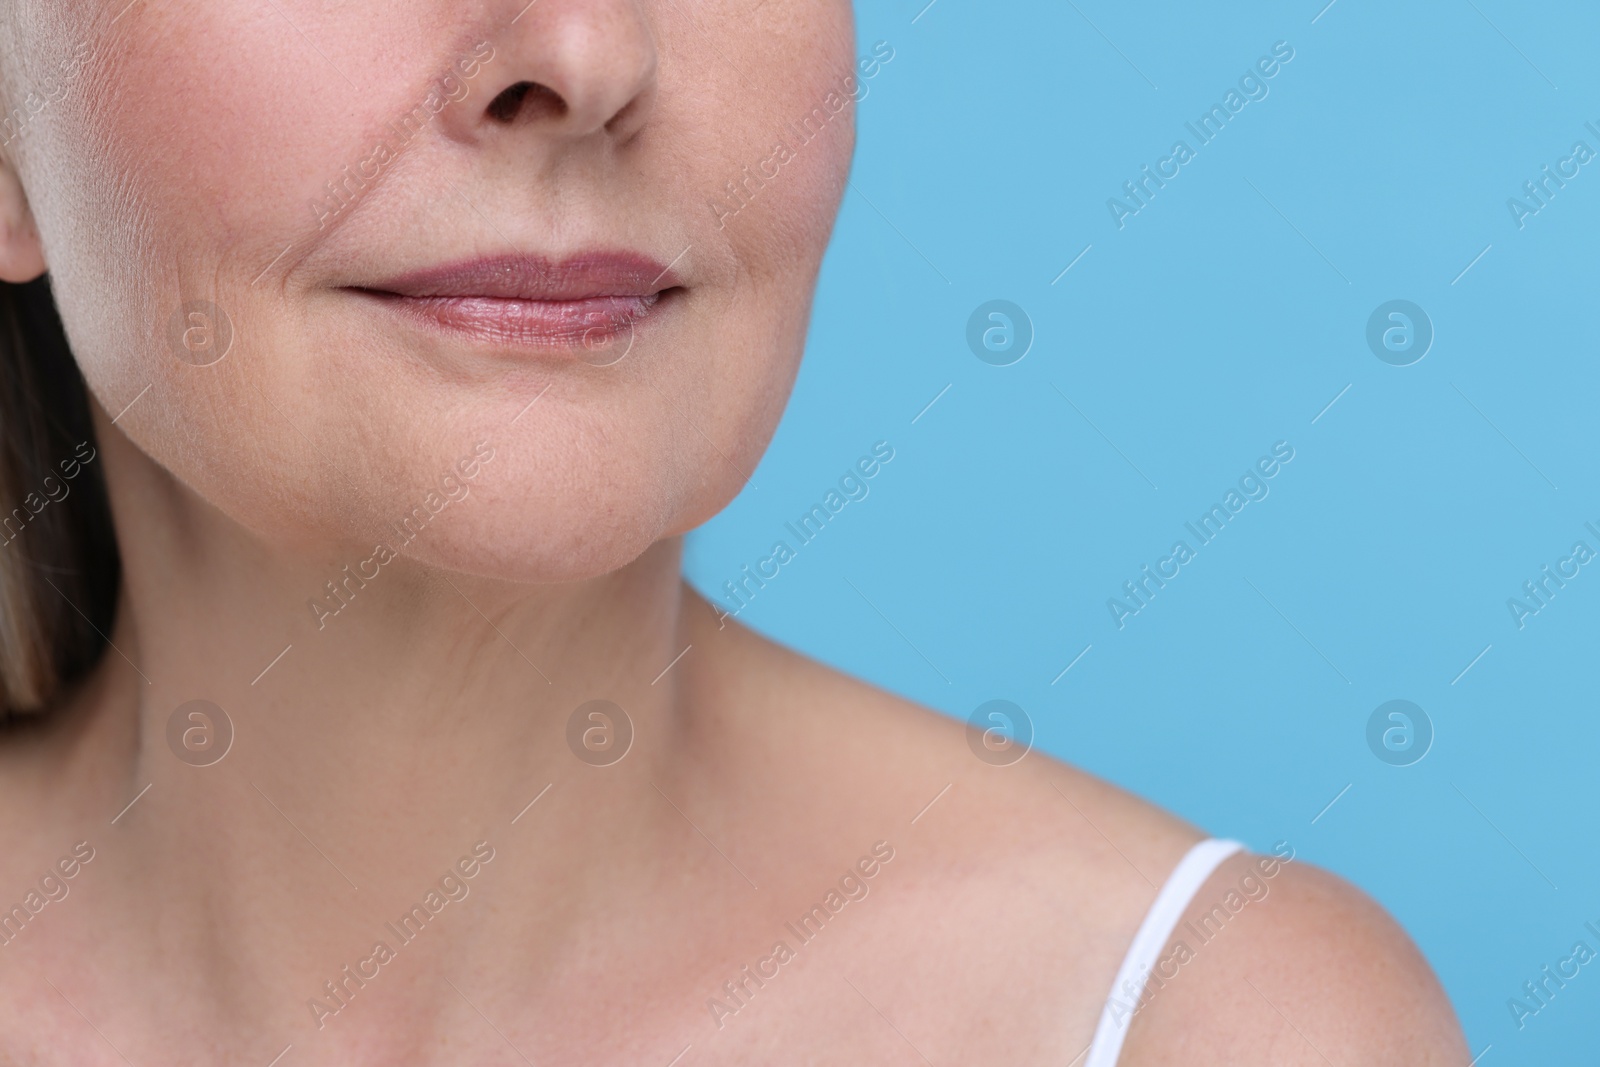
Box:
[1081,838,1244,1067]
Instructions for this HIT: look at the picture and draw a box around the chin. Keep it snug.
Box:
[310,416,742,587]
[406,483,683,587]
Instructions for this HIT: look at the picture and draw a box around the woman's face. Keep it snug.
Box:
[0,0,856,580]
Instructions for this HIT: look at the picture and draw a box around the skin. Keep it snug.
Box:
[0,0,1469,1063]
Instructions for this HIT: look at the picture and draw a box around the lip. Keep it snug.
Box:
[347,252,682,351]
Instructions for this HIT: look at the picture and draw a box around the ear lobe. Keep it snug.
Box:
[0,164,47,283]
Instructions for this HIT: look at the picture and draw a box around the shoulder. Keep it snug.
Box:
[694,604,1207,1054]
[697,597,1204,886]
[694,602,1465,1063]
[1117,849,1468,1066]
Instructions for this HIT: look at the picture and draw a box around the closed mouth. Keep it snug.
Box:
[347,252,683,350]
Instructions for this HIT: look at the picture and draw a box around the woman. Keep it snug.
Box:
[0,0,1466,1062]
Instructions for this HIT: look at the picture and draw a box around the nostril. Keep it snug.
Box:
[485,81,566,123]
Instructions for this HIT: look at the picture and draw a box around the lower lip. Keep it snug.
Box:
[356,291,666,350]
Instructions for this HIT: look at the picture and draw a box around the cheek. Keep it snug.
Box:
[28,5,474,542]
[650,2,855,529]
[681,3,856,275]
[21,11,314,428]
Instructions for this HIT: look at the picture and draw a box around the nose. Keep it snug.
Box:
[465,0,658,142]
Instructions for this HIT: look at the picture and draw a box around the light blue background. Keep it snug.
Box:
[684,1,1599,1061]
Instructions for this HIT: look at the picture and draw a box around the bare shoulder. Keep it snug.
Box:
[695,606,1210,1055]
[697,599,1205,883]
[694,603,1466,1062]
[1117,850,1468,1066]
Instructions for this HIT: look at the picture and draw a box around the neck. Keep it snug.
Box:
[62,411,716,1018]
[103,426,694,800]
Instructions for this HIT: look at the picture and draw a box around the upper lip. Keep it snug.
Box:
[355,252,681,301]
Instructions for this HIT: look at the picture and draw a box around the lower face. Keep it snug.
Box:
[2,0,857,582]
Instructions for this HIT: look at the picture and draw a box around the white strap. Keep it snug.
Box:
[1081,838,1244,1067]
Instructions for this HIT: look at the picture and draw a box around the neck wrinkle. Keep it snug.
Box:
[64,419,708,1008]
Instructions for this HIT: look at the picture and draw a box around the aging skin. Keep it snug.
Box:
[0,0,1468,1063]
